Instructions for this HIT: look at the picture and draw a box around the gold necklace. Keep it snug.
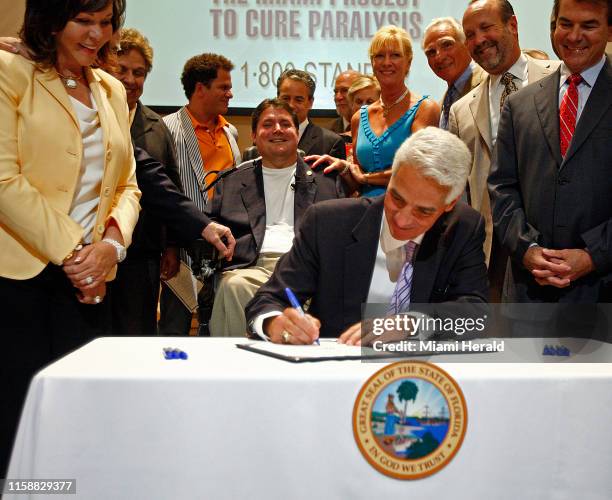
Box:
[57,70,83,89]
[380,87,409,117]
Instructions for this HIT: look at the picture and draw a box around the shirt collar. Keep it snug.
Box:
[380,211,425,254]
[559,56,606,90]
[452,61,475,93]
[261,161,297,171]
[186,107,228,132]
[298,119,309,140]
[490,53,528,88]
[128,106,136,127]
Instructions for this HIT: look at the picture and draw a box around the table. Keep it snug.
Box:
[6,337,612,499]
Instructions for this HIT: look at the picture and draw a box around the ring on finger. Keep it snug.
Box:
[93,295,102,304]
[85,275,94,285]
[282,330,291,344]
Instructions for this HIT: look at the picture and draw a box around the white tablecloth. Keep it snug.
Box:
[7,337,612,500]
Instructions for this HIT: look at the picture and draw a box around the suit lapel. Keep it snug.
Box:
[130,102,154,141]
[293,158,316,230]
[241,161,267,250]
[460,64,485,99]
[563,59,612,165]
[469,79,493,153]
[35,68,79,130]
[178,107,207,192]
[411,214,447,303]
[344,200,383,313]
[298,122,318,156]
[534,70,563,166]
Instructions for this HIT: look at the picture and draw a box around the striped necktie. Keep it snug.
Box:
[388,241,418,315]
[559,74,582,157]
[440,84,458,130]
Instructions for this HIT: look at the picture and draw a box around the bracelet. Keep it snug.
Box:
[63,243,83,263]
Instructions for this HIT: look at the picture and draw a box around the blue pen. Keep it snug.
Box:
[284,287,319,345]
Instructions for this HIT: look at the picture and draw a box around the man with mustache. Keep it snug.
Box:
[448,0,558,300]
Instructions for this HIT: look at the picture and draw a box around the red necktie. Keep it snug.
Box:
[559,74,582,157]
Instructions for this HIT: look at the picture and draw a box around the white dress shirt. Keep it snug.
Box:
[558,56,606,122]
[253,210,424,339]
[298,119,309,141]
[489,53,528,145]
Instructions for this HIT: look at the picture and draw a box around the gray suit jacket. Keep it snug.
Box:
[448,56,559,263]
[488,57,612,302]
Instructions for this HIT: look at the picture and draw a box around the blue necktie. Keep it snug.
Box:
[440,85,458,130]
[388,241,418,315]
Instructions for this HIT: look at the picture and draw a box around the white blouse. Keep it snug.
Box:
[68,94,105,243]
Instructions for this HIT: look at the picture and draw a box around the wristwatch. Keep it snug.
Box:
[102,238,127,263]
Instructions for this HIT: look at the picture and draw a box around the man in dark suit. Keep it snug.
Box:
[206,98,346,336]
[110,30,236,334]
[246,127,488,344]
[488,0,612,303]
[109,29,184,334]
[242,69,346,161]
[329,70,361,133]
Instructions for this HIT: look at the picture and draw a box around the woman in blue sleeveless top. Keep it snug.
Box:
[344,26,440,196]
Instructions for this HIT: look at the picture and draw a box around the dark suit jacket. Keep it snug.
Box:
[300,122,346,158]
[242,122,347,161]
[328,116,346,134]
[129,102,183,256]
[206,156,345,271]
[245,196,489,338]
[489,57,612,302]
[134,147,209,246]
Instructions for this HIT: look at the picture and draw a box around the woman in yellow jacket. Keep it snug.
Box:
[0,0,140,474]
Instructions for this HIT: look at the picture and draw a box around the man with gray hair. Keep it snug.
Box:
[245,127,489,344]
[422,16,485,129]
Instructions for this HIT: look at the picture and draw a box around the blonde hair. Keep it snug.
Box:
[369,25,413,64]
[347,75,381,102]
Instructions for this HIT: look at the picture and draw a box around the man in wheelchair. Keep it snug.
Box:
[202,98,346,336]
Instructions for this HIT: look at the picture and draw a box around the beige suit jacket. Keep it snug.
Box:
[440,63,486,107]
[448,55,559,262]
[0,52,141,280]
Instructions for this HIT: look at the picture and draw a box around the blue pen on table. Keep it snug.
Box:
[284,287,320,345]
